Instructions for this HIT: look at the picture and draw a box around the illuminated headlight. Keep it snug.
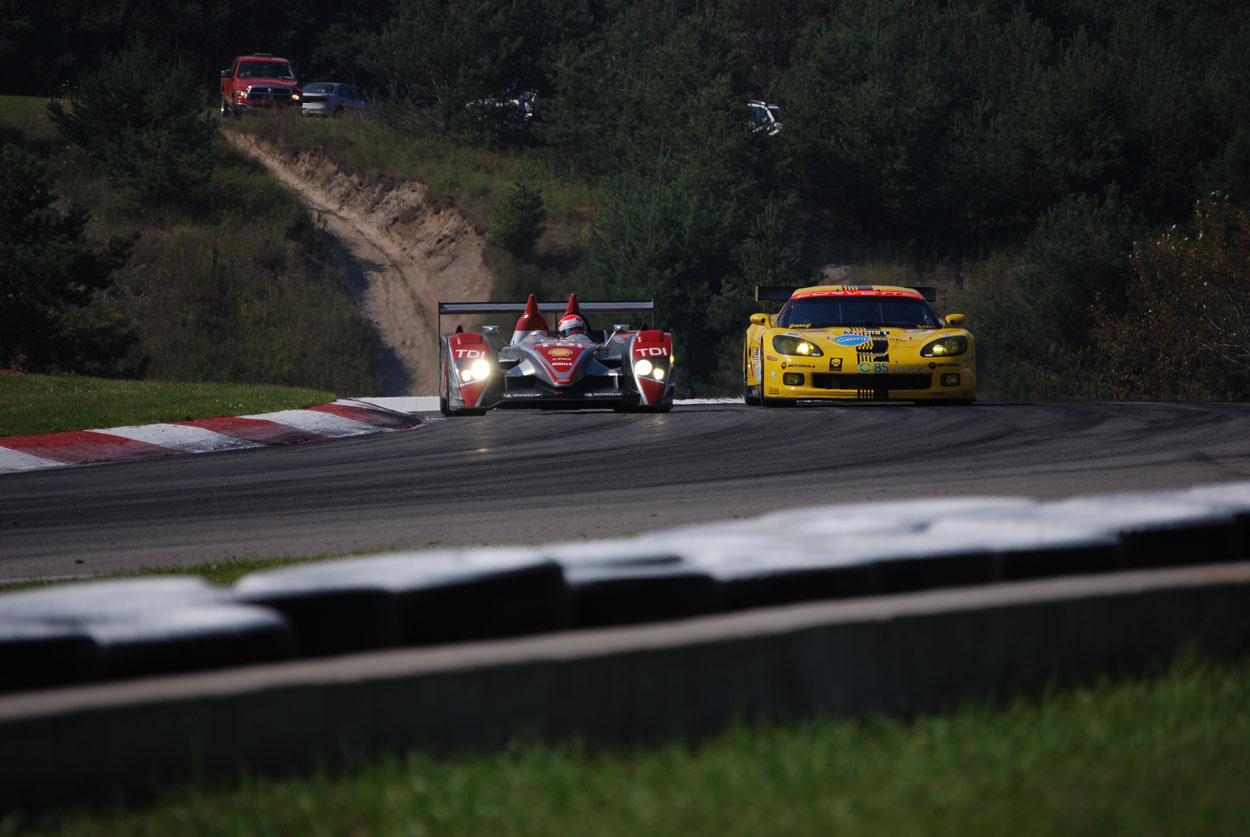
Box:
[460,358,491,382]
[292,93,301,102]
[634,358,669,381]
[920,336,969,357]
[772,334,823,357]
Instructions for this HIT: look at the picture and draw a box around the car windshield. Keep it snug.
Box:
[239,61,294,80]
[305,83,334,93]
[777,297,941,328]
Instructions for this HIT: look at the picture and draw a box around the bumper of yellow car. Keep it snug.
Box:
[759,361,976,402]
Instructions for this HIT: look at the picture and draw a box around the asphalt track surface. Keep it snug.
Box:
[4,401,1250,583]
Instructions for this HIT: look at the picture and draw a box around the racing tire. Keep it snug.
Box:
[438,354,487,417]
[439,397,487,417]
[743,374,762,406]
[743,342,763,405]
[760,391,794,408]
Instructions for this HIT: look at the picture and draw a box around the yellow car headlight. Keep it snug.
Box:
[772,334,823,357]
[921,336,968,357]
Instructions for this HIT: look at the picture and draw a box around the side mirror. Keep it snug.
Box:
[612,324,630,334]
[945,313,966,327]
[482,324,502,345]
[221,69,232,78]
[749,313,770,326]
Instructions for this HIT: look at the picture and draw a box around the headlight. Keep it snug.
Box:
[920,335,969,357]
[460,358,492,382]
[772,334,823,357]
[634,359,654,377]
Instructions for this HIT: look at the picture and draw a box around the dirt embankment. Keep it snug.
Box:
[226,131,493,396]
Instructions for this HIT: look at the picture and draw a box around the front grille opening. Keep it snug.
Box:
[811,373,932,391]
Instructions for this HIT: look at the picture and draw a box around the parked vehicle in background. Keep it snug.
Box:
[748,99,782,135]
[300,82,372,117]
[465,88,537,126]
[220,53,301,116]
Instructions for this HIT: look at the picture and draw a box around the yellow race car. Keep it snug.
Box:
[743,284,976,406]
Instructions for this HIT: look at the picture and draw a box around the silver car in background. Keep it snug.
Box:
[300,83,372,117]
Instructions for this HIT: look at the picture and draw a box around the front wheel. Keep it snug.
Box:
[439,353,487,416]
[743,341,763,405]
[743,373,762,406]
[761,389,794,408]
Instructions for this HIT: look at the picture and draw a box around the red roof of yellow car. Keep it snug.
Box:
[790,284,926,300]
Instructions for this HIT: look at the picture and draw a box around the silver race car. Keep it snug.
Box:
[437,293,674,416]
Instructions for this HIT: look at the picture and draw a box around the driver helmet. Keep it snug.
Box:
[558,313,587,338]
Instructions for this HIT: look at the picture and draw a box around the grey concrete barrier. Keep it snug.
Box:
[3,562,1249,811]
[233,549,570,655]
[556,553,721,627]
[2,487,1249,696]
[0,578,295,693]
[3,483,1250,809]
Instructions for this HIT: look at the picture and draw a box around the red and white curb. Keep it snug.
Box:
[0,399,422,474]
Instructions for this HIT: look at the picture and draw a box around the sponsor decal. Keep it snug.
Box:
[503,392,543,398]
[586,391,621,397]
[893,365,927,374]
[768,388,779,395]
[765,355,779,362]
[829,357,843,370]
[859,362,891,373]
[634,346,669,357]
[548,348,572,357]
[834,334,872,347]
[453,347,486,359]
[788,362,816,369]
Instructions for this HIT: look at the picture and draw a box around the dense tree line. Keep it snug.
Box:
[5,0,1250,397]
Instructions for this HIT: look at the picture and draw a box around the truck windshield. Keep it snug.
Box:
[239,61,294,80]
[777,297,940,328]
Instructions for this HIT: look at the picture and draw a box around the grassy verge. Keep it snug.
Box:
[6,652,1248,835]
[0,373,333,437]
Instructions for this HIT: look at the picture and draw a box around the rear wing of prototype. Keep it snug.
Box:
[438,300,656,338]
[438,300,654,318]
[754,286,937,303]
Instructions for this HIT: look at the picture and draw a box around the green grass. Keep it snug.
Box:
[0,95,48,120]
[5,652,1248,835]
[0,373,333,437]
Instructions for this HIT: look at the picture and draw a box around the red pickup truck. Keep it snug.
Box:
[220,53,301,116]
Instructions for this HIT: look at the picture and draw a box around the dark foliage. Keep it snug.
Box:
[489,183,548,257]
[0,144,137,374]
[7,0,1250,397]
[47,41,218,200]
